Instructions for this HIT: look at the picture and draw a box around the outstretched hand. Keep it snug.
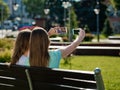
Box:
[48,27,60,36]
[77,28,85,42]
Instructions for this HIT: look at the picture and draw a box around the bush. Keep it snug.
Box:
[0,49,11,63]
[0,38,14,49]
[84,33,94,41]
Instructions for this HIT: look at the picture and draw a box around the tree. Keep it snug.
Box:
[102,18,113,37]
[66,7,78,30]
[0,0,10,22]
[73,0,107,33]
[110,0,120,10]
[23,0,45,18]
[66,7,78,41]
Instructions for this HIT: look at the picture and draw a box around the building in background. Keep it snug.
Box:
[3,0,34,29]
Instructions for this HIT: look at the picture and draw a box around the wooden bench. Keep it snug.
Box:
[0,63,105,90]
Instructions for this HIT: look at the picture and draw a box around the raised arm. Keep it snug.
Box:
[60,28,85,58]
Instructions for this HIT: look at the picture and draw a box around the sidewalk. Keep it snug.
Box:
[92,39,120,44]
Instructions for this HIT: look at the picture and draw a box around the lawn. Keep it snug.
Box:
[60,55,120,90]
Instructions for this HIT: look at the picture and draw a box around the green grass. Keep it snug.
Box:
[60,55,120,90]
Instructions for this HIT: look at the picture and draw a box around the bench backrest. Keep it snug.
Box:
[0,63,105,90]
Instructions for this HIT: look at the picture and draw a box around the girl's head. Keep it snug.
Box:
[29,28,50,67]
[11,29,31,65]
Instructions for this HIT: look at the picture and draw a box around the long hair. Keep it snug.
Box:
[11,30,31,65]
[29,29,50,67]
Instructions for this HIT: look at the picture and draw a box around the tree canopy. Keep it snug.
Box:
[0,0,10,22]
[23,0,45,18]
[110,0,120,10]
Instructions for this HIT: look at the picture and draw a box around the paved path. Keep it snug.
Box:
[92,39,120,44]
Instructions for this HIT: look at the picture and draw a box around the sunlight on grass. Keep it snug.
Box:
[60,55,120,90]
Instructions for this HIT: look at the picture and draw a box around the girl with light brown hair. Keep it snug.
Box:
[29,27,85,68]
[10,29,31,66]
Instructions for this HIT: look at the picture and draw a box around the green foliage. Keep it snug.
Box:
[0,0,10,22]
[102,18,113,37]
[83,25,94,41]
[66,7,78,30]
[62,54,73,69]
[60,56,120,90]
[70,7,78,30]
[110,0,120,10]
[84,25,90,33]
[66,7,78,41]
[23,0,45,17]
[0,38,14,50]
[84,33,94,41]
[0,49,11,63]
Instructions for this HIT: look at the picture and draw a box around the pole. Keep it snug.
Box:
[97,12,99,42]
[64,8,66,27]
[1,6,4,37]
[96,0,100,42]
[68,6,72,42]
[20,0,23,26]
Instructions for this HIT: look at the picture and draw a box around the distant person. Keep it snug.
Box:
[28,27,85,68]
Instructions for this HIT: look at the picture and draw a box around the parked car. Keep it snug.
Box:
[3,20,13,29]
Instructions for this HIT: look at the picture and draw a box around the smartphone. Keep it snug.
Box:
[73,29,80,35]
[57,27,67,35]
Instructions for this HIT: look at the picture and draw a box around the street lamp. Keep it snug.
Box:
[62,1,71,27]
[12,0,19,31]
[94,0,100,42]
[44,8,50,30]
[0,5,4,37]
[62,1,72,42]
[12,0,19,18]
[44,8,50,15]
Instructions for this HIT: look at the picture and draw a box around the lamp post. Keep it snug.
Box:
[12,0,19,31]
[62,1,72,42]
[44,8,50,30]
[94,0,100,42]
[1,5,4,37]
[62,2,71,27]
[12,0,19,18]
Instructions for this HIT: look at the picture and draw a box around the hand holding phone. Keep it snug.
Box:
[73,28,80,35]
[57,27,67,35]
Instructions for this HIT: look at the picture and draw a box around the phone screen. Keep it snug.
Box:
[73,29,79,34]
[57,27,67,34]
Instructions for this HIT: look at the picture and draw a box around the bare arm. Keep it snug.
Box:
[60,28,85,58]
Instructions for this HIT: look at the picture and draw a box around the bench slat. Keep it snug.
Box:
[29,67,95,81]
[0,85,29,90]
[0,77,29,88]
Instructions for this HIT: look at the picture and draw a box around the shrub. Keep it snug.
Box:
[0,49,11,63]
[84,33,94,41]
[0,38,14,49]
[102,18,113,37]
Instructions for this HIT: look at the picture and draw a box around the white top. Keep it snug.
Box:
[16,55,29,66]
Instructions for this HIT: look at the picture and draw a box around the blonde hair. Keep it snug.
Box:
[11,29,31,65]
[29,28,50,67]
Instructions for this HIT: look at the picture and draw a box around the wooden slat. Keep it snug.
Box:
[33,82,79,90]
[0,77,28,88]
[29,67,95,81]
[0,85,29,90]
